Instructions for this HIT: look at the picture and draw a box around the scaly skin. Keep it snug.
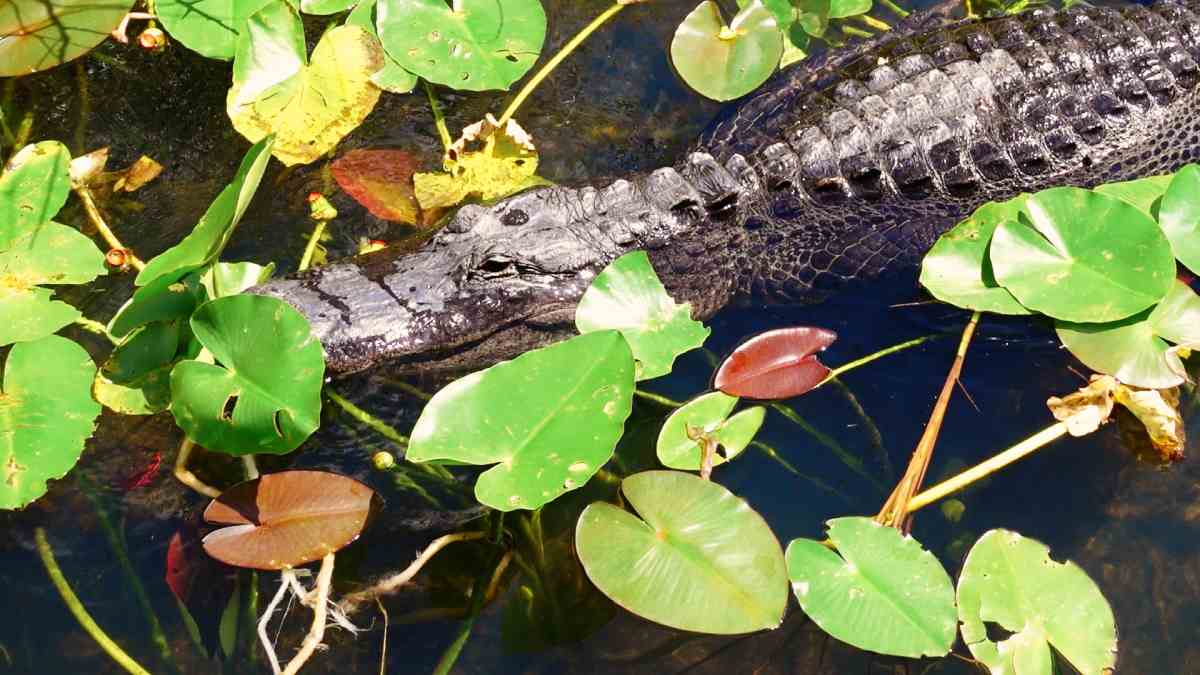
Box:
[253,0,1200,374]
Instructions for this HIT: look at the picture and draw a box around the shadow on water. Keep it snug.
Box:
[1,0,1198,672]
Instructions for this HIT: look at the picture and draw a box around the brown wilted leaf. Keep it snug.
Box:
[1114,385,1185,461]
[1047,375,1117,437]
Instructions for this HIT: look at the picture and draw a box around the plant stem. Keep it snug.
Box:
[496,2,627,128]
[816,334,934,388]
[74,317,119,345]
[173,437,221,498]
[339,532,486,615]
[431,543,505,675]
[853,14,892,31]
[35,528,152,675]
[699,436,718,480]
[281,553,335,675]
[878,311,981,531]
[6,109,33,165]
[242,455,259,480]
[905,422,1070,513]
[633,388,682,407]
[423,80,452,153]
[878,0,910,18]
[326,389,410,446]
[297,220,326,272]
[74,61,90,156]
[770,403,887,492]
[841,25,874,39]
[74,186,145,271]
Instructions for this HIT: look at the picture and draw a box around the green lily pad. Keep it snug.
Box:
[376,0,546,91]
[576,470,788,634]
[108,272,204,339]
[958,529,1117,675]
[0,0,134,76]
[346,0,418,94]
[228,4,382,166]
[94,321,181,415]
[919,198,1032,315]
[1157,164,1200,274]
[829,0,871,17]
[199,261,274,299]
[156,0,276,60]
[575,251,710,380]
[170,295,325,455]
[0,335,100,509]
[795,0,830,37]
[671,0,783,102]
[0,141,71,239]
[1056,280,1200,389]
[786,517,957,658]
[656,391,764,470]
[301,0,356,14]
[136,136,274,287]
[407,330,634,511]
[1094,174,1171,216]
[990,187,1175,322]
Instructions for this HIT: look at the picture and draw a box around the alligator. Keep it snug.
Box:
[255,0,1200,374]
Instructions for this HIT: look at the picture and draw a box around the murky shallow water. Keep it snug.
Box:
[2,0,1199,673]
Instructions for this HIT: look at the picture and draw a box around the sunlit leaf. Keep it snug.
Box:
[0,335,100,509]
[655,391,764,470]
[414,114,545,210]
[155,0,275,60]
[199,261,274,299]
[958,529,1117,675]
[202,471,375,570]
[345,0,418,94]
[0,0,134,76]
[1157,164,1200,274]
[786,517,956,658]
[671,0,782,102]
[919,198,1031,315]
[1114,384,1185,461]
[94,320,181,415]
[829,0,871,18]
[228,5,382,166]
[407,330,634,511]
[575,250,710,380]
[0,141,72,245]
[331,148,423,224]
[108,272,204,338]
[576,470,788,634]
[1046,375,1116,437]
[714,326,836,399]
[1093,174,1171,216]
[990,187,1174,322]
[376,0,545,91]
[795,0,830,37]
[301,0,355,14]
[170,295,325,455]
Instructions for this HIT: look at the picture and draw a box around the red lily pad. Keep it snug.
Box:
[714,327,837,399]
[331,148,424,224]
[202,470,376,570]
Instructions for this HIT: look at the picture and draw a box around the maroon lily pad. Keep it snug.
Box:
[331,148,424,224]
[202,470,376,570]
[714,327,837,400]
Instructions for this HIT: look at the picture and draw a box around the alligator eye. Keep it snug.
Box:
[477,256,519,279]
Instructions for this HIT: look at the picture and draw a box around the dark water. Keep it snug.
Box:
[2,0,1198,673]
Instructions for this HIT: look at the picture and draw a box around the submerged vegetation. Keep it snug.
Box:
[1,0,1197,673]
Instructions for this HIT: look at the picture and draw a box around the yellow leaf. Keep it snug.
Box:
[414,114,543,211]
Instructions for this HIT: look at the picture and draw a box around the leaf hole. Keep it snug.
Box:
[272,410,285,438]
[505,54,518,62]
[221,395,238,421]
[984,621,1016,643]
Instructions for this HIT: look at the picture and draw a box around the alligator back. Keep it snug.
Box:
[697,0,1200,302]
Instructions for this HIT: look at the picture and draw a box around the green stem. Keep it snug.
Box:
[496,2,627,128]
[424,80,452,153]
[878,0,910,17]
[74,317,119,345]
[853,14,891,31]
[816,334,934,388]
[35,528,152,675]
[325,389,455,481]
[841,25,875,39]
[633,389,682,407]
[298,220,326,272]
[769,403,886,492]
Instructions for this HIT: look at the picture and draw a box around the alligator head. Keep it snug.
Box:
[253,153,747,374]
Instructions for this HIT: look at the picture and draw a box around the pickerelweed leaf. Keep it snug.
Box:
[170,295,325,456]
[671,0,783,102]
[345,0,418,94]
[1093,173,1172,216]
[1056,280,1200,389]
[1157,164,1200,275]
[0,335,100,509]
[576,470,788,634]
[714,326,836,399]
[575,251,710,380]
[786,517,957,658]
[202,470,376,570]
[655,391,764,470]
[407,330,634,511]
[136,137,274,287]
[990,187,1175,322]
[228,5,382,166]
[108,272,204,339]
[156,0,276,60]
[920,198,1032,315]
[94,320,182,415]
[958,529,1117,675]
[199,261,274,299]
[376,0,546,91]
[828,0,871,17]
[331,148,424,224]
[0,0,134,76]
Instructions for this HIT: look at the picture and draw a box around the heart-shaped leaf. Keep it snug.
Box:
[990,187,1175,322]
[202,470,376,570]
[376,0,546,91]
[228,4,383,166]
[957,529,1117,675]
[407,330,634,511]
[170,295,325,455]
[714,326,836,399]
[576,470,788,634]
[786,517,957,658]
[575,250,710,380]
[1157,164,1200,275]
[136,137,274,287]
[0,0,134,75]
[345,0,418,94]
[0,335,100,509]
[919,198,1032,315]
[655,391,764,470]
[331,148,423,224]
[671,0,783,102]
[155,0,276,60]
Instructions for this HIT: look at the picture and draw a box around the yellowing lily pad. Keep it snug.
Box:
[227,3,383,166]
[671,0,782,102]
[0,0,134,76]
[414,114,544,210]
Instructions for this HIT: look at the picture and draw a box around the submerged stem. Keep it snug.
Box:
[339,531,486,615]
[173,437,221,498]
[74,317,118,345]
[816,334,934,388]
[424,80,452,153]
[281,553,335,675]
[298,220,326,273]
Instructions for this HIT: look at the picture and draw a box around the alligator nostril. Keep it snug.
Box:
[501,209,529,227]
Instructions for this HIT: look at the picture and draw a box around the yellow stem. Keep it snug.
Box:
[173,437,221,498]
[298,220,326,272]
[75,186,145,271]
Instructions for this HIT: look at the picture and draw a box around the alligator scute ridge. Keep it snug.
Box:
[253,0,1200,374]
